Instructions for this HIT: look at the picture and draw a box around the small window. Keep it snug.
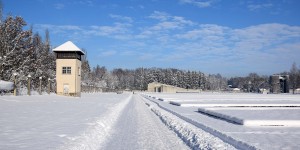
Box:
[62,67,71,74]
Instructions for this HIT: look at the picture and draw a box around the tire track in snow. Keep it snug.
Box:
[59,94,132,150]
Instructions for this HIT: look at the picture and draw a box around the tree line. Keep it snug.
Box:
[0,5,56,91]
[80,64,300,93]
[81,66,227,91]
[228,63,300,93]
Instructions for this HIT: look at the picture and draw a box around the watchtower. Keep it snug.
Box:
[53,41,85,97]
[270,75,289,93]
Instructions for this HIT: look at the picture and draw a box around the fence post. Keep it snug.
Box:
[48,78,50,94]
[13,73,18,96]
[39,77,42,95]
[27,75,31,96]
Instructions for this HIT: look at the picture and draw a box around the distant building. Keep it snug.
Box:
[147,82,200,93]
[53,41,85,97]
[259,88,269,94]
[296,88,300,94]
[232,88,241,93]
[270,75,289,93]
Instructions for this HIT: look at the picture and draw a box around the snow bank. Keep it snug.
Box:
[243,120,300,126]
[170,100,300,107]
[169,101,181,106]
[59,94,132,150]
[0,80,14,90]
[142,93,300,149]
[141,97,236,150]
[147,92,300,103]
[141,94,257,150]
[198,108,244,125]
[198,107,300,127]
[179,103,300,107]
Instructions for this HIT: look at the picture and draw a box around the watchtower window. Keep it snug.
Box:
[56,52,81,60]
[62,67,71,74]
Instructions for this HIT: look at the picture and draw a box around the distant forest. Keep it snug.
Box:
[1,5,300,93]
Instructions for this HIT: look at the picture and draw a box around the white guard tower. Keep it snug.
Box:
[53,41,85,97]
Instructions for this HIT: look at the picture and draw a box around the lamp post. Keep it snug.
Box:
[13,73,18,96]
[248,81,251,93]
[48,78,50,94]
[39,76,42,95]
[27,75,31,96]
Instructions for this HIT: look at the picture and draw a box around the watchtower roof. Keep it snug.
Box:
[53,41,85,55]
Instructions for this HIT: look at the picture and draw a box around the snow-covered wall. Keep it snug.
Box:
[0,80,14,90]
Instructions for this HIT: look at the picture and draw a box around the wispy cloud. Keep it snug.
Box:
[54,3,65,10]
[176,24,229,40]
[99,50,117,57]
[109,14,133,23]
[35,23,132,41]
[128,12,300,75]
[34,24,82,34]
[180,0,216,8]
[149,11,170,21]
[138,53,156,61]
[82,14,133,39]
[77,0,94,7]
[139,5,145,9]
[137,11,194,39]
[232,23,300,52]
[86,23,132,39]
[247,3,273,11]
[169,23,300,74]
[33,12,300,75]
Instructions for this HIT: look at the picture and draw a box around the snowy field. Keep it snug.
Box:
[0,93,193,150]
[2,92,300,150]
[0,93,133,149]
[143,92,300,149]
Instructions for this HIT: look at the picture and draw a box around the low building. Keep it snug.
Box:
[147,82,200,93]
[259,88,269,94]
[295,88,300,94]
[270,75,289,93]
[232,88,241,93]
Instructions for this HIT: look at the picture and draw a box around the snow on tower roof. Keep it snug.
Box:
[53,41,85,55]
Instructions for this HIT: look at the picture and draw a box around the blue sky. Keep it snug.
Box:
[2,0,300,77]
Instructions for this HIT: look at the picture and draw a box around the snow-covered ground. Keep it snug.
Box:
[0,93,193,150]
[0,93,132,149]
[103,94,190,150]
[2,92,300,149]
[143,92,300,149]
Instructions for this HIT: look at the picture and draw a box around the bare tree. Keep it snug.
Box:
[290,62,299,94]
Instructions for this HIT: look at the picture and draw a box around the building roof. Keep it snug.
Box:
[53,41,85,55]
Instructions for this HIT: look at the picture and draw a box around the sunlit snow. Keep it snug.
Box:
[1,92,300,149]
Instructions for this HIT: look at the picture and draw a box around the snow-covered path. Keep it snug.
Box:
[103,95,189,150]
